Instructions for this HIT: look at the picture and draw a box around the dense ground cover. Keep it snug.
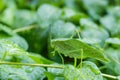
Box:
[0,0,120,80]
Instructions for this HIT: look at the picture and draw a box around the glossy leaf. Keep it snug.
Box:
[0,40,33,63]
[0,65,46,80]
[51,20,76,38]
[104,48,120,75]
[37,4,62,28]
[46,64,64,80]
[64,61,103,80]
[0,34,28,50]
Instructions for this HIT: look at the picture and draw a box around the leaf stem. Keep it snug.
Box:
[58,53,64,64]
[13,24,37,33]
[0,51,8,61]
[99,66,107,70]
[0,62,118,79]
[0,62,64,69]
[80,49,83,68]
[102,73,118,80]
[74,58,77,67]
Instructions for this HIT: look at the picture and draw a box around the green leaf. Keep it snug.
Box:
[64,61,103,80]
[26,66,46,80]
[16,0,39,10]
[18,26,49,53]
[105,38,120,45]
[67,13,87,25]
[62,8,76,19]
[0,1,16,26]
[64,0,78,9]
[117,76,120,80]
[45,72,64,80]
[51,38,108,62]
[28,53,53,64]
[51,20,76,38]
[0,0,6,12]
[0,24,14,36]
[13,10,36,29]
[0,40,33,63]
[62,8,87,25]
[47,64,64,76]
[81,0,108,20]
[37,4,62,28]
[107,6,120,19]
[100,15,120,37]
[104,48,120,75]
[80,18,98,29]
[0,34,28,50]
[105,38,120,48]
[0,24,28,50]
[100,6,120,36]
[80,18,109,42]
[0,65,46,80]
[45,64,64,80]
[7,35,28,50]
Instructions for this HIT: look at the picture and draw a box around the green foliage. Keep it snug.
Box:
[37,4,62,28]
[46,64,64,80]
[28,53,53,64]
[13,10,36,29]
[0,0,119,80]
[0,65,46,80]
[81,0,108,20]
[80,19,109,41]
[104,48,120,75]
[51,20,76,38]
[100,6,120,37]
[0,40,33,62]
[105,38,120,48]
[0,24,14,36]
[64,61,103,80]
[0,24,28,50]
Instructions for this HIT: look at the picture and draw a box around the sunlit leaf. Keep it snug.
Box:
[64,61,103,80]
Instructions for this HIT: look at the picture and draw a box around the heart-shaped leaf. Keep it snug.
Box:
[64,61,103,80]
